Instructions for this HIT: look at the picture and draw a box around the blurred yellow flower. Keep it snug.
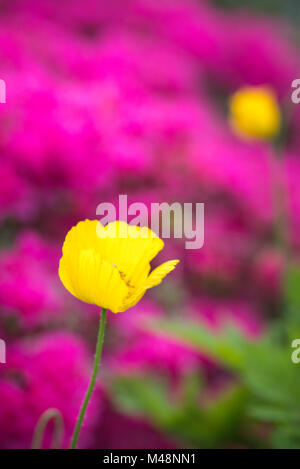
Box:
[229,85,281,140]
[59,219,179,313]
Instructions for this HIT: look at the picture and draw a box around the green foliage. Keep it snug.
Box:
[111,371,247,448]
[285,264,300,318]
[108,263,300,448]
[148,318,251,371]
[212,0,300,27]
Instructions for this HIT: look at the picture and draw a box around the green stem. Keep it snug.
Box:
[70,308,107,449]
[32,408,64,449]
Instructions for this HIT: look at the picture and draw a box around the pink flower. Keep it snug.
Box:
[252,248,284,298]
[285,154,300,249]
[108,301,200,378]
[224,15,300,98]
[94,398,176,449]
[0,233,64,327]
[188,297,264,339]
[184,209,257,292]
[0,332,101,448]
[188,128,274,225]
[0,161,31,220]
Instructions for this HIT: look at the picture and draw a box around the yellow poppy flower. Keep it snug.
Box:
[229,85,281,140]
[59,219,179,313]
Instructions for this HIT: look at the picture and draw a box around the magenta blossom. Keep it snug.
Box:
[0,233,64,328]
[0,332,101,449]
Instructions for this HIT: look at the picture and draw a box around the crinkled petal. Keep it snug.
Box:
[62,219,100,257]
[59,249,128,312]
[118,259,180,313]
[59,219,179,314]
[96,221,164,289]
[144,260,180,288]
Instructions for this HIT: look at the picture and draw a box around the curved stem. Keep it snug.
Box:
[32,408,64,449]
[70,308,107,449]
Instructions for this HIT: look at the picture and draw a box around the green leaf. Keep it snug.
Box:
[147,318,251,370]
[110,373,174,426]
[284,264,300,312]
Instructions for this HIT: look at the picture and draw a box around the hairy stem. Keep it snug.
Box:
[70,308,107,449]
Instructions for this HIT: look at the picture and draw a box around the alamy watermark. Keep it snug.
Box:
[0,79,6,103]
[291,339,300,363]
[291,79,300,103]
[96,195,204,249]
[0,340,6,364]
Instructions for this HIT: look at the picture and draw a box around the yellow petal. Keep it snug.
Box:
[117,288,147,313]
[62,219,100,257]
[96,221,164,289]
[59,219,179,314]
[229,86,281,140]
[144,259,180,288]
[119,259,180,312]
[59,246,129,312]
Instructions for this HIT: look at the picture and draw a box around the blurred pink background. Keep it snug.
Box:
[0,0,300,449]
